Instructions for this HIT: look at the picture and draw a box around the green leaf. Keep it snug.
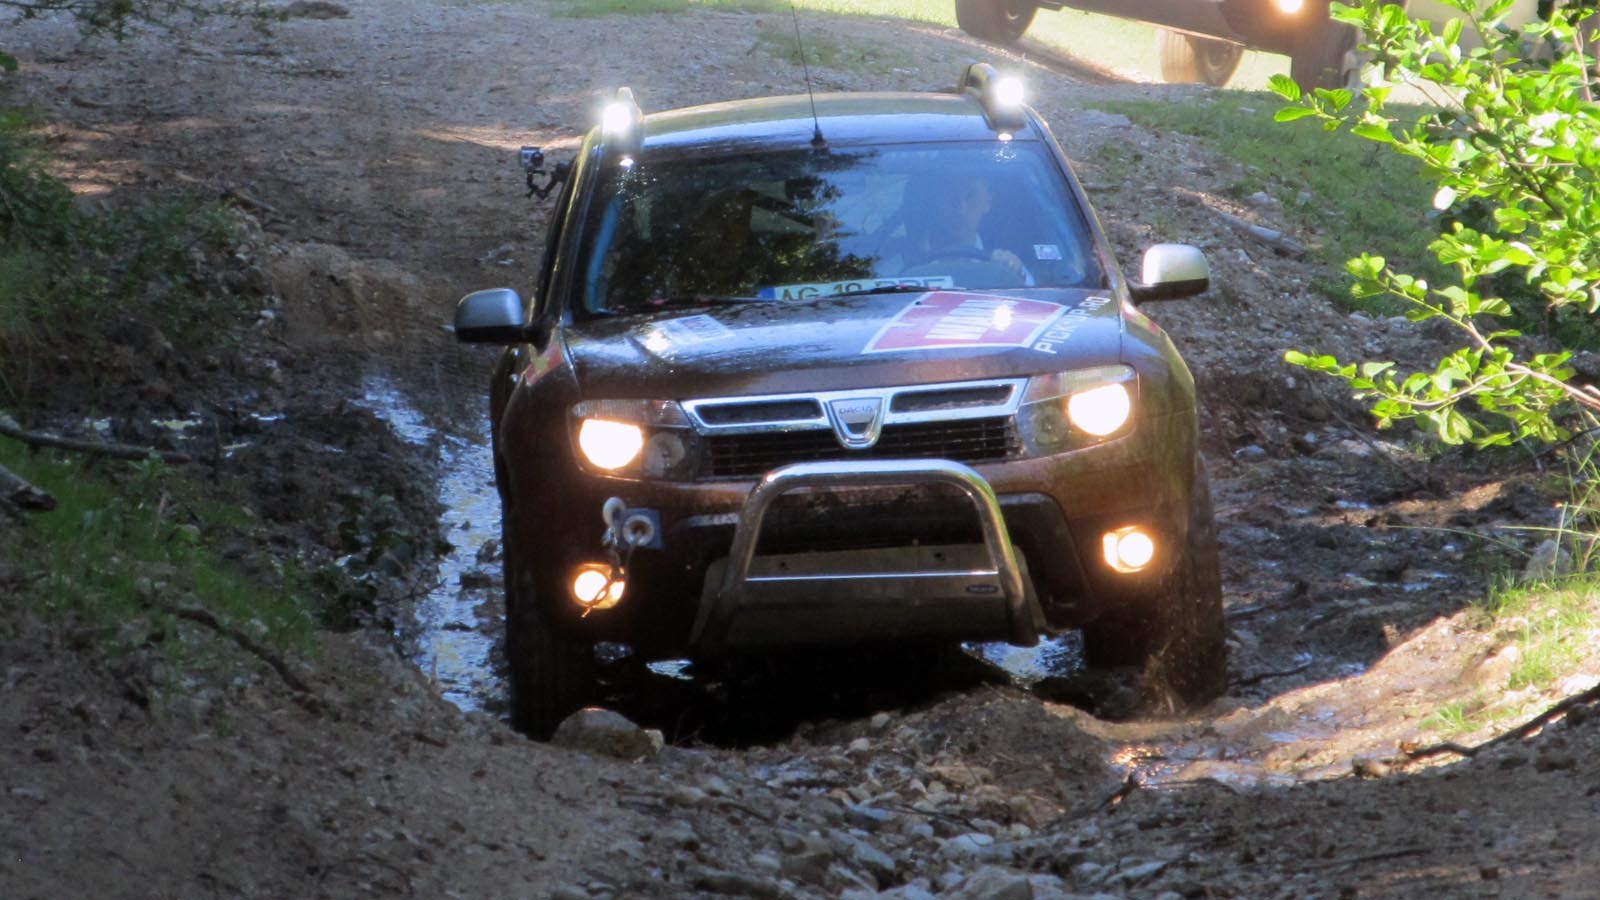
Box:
[0,52,16,75]
[1351,121,1397,143]
[1268,74,1302,101]
[1274,106,1319,123]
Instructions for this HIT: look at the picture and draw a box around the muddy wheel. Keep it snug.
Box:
[1081,467,1226,712]
[1290,13,1359,91]
[1156,30,1243,87]
[503,514,594,739]
[954,0,1038,45]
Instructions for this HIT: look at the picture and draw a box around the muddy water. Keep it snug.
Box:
[359,377,503,712]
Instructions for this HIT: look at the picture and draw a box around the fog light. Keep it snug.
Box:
[1102,528,1156,574]
[571,563,625,610]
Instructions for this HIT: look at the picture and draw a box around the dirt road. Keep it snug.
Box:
[5,1,1600,897]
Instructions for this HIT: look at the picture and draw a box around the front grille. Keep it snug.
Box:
[703,416,1016,479]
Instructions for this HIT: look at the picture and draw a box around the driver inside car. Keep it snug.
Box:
[898,172,1034,286]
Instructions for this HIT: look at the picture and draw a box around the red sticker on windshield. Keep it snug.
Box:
[863,292,1069,353]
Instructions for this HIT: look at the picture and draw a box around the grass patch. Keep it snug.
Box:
[1,441,320,653]
[1094,94,1444,311]
[1482,576,1600,691]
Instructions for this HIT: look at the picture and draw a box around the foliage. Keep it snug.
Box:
[1097,95,1440,307]
[0,104,244,396]
[0,441,321,651]
[3,0,276,44]
[1275,0,1599,448]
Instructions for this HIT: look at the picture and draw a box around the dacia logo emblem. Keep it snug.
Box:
[827,396,884,450]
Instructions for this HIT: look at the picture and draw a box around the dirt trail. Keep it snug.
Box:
[6,1,1600,897]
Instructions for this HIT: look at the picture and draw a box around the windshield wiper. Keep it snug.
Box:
[652,294,772,308]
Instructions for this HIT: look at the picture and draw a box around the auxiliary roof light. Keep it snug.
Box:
[960,62,1027,133]
[600,86,644,159]
[1276,0,1305,13]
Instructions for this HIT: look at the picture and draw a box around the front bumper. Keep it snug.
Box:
[689,459,1047,651]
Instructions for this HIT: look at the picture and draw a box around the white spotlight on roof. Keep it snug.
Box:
[993,75,1025,108]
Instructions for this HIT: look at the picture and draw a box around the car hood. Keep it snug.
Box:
[564,289,1125,399]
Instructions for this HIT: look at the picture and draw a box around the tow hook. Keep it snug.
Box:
[573,497,660,616]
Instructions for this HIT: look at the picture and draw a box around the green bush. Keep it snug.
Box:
[1278,0,1600,448]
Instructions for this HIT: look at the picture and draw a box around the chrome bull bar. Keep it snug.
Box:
[689,459,1046,651]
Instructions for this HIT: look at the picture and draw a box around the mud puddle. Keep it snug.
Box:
[358,376,504,713]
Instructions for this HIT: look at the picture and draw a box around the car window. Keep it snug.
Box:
[574,142,1103,315]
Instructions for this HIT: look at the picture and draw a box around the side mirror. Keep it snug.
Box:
[454,288,537,344]
[1129,244,1209,303]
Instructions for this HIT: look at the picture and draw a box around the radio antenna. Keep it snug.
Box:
[788,1,826,148]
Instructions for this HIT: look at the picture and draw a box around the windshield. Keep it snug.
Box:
[573,142,1104,315]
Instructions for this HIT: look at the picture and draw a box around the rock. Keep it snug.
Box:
[1522,539,1572,582]
[281,0,349,19]
[881,881,938,900]
[1079,110,1132,129]
[1112,859,1170,886]
[547,885,588,900]
[941,832,1013,864]
[1234,444,1267,461]
[869,712,893,732]
[700,774,732,796]
[1246,190,1281,210]
[457,569,492,588]
[844,803,894,832]
[550,708,664,761]
[692,869,784,898]
[655,820,700,851]
[951,866,1034,900]
[845,836,898,887]
[778,831,834,884]
[607,837,646,862]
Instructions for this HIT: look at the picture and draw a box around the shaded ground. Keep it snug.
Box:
[4,1,1600,897]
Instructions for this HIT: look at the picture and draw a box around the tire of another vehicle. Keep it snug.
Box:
[1080,466,1227,713]
[1156,29,1244,88]
[954,0,1038,45]
[502,510,595,740]
[1289,14,1359,91]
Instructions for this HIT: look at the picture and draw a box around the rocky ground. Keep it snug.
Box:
[4,1,1600,897]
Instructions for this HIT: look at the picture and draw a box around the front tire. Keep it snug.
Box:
[1081,466,1226,713]
[1157,30,1244,87]
[503,512,594,739]
[1289,13,1359,91]
[954,0,1038,45]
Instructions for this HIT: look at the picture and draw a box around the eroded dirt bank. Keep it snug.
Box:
[5,1,1600,897]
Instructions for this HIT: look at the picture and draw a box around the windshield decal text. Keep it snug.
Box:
[863,292,1069,354]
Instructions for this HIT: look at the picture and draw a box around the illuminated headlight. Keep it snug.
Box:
[1068,382,1132,437]
[1015,365,1136,457]
[571,399,698,478]
[1276,0,1304,12]
[577,418,644,470]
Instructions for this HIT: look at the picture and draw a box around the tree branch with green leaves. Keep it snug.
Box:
[1274,0,1599,448]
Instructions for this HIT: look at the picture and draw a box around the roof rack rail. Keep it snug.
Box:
[959,63,1027,134]
[600,87,644,161]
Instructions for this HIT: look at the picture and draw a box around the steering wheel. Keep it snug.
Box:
[902,246,1028,288]
[908,247,995,266]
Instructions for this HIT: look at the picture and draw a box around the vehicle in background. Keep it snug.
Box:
[953,0,1545,89]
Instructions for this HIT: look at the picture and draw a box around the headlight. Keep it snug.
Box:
[1016,365,1136,456]
[577,418,644,470]
[571,399,699,478]
[1068,382,1132,437]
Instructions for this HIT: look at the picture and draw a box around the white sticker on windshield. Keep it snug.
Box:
[758,276,955,301]
[1033,244,1063,261]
